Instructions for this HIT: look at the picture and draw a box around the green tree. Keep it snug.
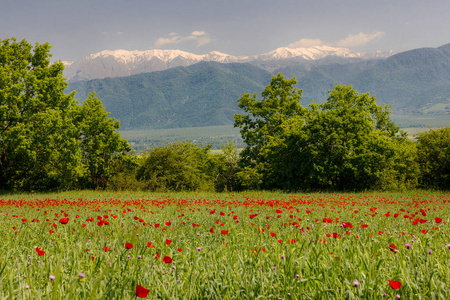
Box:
[235,77,414,191]
[136,141,218,192]
[296,84,404,190]
[234,73,308,188]
[0,38,83,190]
[213,140,239,192]
[0,37,131,191]
[76,93,131,189]
[416,126,450,189]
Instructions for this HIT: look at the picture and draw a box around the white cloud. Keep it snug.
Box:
[191,31,207,37]
[116,31,123,36]
[335,32,385,48]
[288,38,323,48]
[154,31,211,48]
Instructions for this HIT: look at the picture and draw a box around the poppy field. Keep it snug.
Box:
[1,191,449,299]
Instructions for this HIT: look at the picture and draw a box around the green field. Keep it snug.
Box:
[119,125,244,151]
[1,190,449,299]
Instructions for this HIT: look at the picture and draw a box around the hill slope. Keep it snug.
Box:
[67,43,450,130]
[68,62,272,129]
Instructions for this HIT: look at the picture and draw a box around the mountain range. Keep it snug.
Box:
[66,43,450,131]
[63,45,393,82]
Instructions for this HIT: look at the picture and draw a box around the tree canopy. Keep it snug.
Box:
[0,37,130,191]
[234,75,418,191]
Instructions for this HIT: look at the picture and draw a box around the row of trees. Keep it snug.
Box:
[1,38,448,192]
[106,74,447,192]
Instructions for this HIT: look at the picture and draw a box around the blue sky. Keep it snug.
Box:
[1,0,449,61]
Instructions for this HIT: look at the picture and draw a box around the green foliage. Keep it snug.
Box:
[416,126,450,189]
[136,141,220,192]
[0,38,83,190]
[235,75,419,191]
[234,73,308,167]
[76,93,131,189]
[213,140,240,192]
[0,38,130,191]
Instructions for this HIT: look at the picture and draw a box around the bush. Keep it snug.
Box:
[136,141,220,192]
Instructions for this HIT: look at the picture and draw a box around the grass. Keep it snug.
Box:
[1,190,449,299]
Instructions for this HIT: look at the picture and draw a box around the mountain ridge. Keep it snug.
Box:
[64,45,394,82]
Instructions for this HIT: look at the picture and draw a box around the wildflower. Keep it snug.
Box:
[428,249,433,254]
[135,285,150,298]
[389,280,402,290]
[197,247,201,251]
[163,256,173,263]
[79,272,86,278]
[353,280,360,287]
[49,275,56,280]
[25,285,30,289]
[36,247,45,256]
[405,243,411,249]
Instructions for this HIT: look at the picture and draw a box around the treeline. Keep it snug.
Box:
[107,74,449,192]
[1,38,449,192]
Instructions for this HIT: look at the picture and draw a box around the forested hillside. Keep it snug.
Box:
[68,62,272,129]
[67,43,450,130]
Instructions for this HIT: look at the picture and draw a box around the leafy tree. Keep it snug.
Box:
[76,93,131,189]
[234,73,308,188]
[416,126,450,189]
[0,38,83,190]
[213,140,239,192]
[235,76,413,191]
[295,84,405,190]
[136,141,218,192]
[0,37,130,191]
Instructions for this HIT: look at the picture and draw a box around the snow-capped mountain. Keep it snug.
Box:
[63,46,393,82]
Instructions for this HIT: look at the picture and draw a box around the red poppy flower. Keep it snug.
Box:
[136,285,150,298]
[389,280,402,289]
[177,248,182,252]
[104,246,110,252]
[59,218,69,224]
[435,217,442,223]
[388,244,398,253]
[147,242,154,248]
[278,239,282,243]
[166,239,172,245]
[361,224,368,228]
[163,256,173,263]
[154,223,160,228]
[165,222,171,226]
[210,228,214,233]
[125,243,133,249]
[333,233,341,239]
[270,232,276,237]
[36,247,45,256]
[421,229,428,234]
[155,252,160,259]
[221,230,228,235]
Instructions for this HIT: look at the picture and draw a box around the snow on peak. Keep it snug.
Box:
[256,45,362,60]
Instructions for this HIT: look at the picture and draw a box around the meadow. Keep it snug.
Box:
[1,190,449,299]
